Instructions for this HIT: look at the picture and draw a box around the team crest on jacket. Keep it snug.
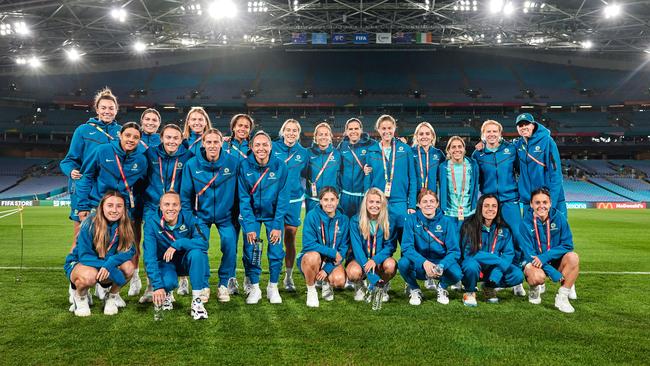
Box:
[295,155,302,161]
[224,168,230,174]
[328,155,335,161]
[177,162,183,169]
[498,228,503,236]
[535,146,541,152]
[433,155,439,160]
[504,148,510,154]
[131,163,139,170]
[551,222,557,230]
[361,150,366,154]
[179,224,187,232]
[398,146,404,152]
[269,172,276,179]
[435,224,443,232]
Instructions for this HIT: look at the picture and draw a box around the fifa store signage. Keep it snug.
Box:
[1,200,34,207]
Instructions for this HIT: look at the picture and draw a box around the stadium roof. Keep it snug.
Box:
[1,0,650,69]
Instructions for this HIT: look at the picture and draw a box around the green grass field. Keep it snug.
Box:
[0,207,649,365]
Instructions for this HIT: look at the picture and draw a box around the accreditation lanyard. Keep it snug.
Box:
[533,217,551,253]
[479,228,500,254]
[229,142,247,159]
[320,219,339,250]
[284,152,296,164]
[313,151,335,185]
[158,157,179,192]
[348,146,364,170]
[188,136,202,150]
[103,229,119,258]
[195,170,220,211]
[140,140,148,149]
[250,167,270,194]
[417,146,429,189]
[367,233,377,259]
[450,160,467,215]
[422,224,446,247]
[522,144,546,168]
[114,154,135,209]
[159,217,176,241]
[89,123,114,141]
[381,140,396,183]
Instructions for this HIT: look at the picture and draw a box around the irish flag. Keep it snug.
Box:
[416,32,432,44]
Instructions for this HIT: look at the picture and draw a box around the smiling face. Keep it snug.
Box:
[416,125,434,148]
[119,127,141,153]
[320,191,339,216]
[102,195,125,222]
[448,139,466,163]
[282,122,300,146]
[160,193,181,225]
[483,123,502,147]
[188,112,207,134]
[252,134,271,163]
[345,121,362,144]
[96,99,117,124]
[203,132,222,161]
[315,126,331,148]
[531,192,551,221]
[140,112,161,134]
[517,122,534,138]
[161,128,182,155]
[233,117,252,141]
[419,193,439,217]
[366,193,382,219]
[377,120,396,144]
[481,197,499,224]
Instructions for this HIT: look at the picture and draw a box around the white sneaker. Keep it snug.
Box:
[315,280,323,289]
[72,292,91,317]
[283,275,296,292]
[449,281,463,291]
[139,286,154,303]
[68,284,75,304]
[353,282,366,302]
[528,285,542,305]
[217,285,231,303]
[424,278,437,290]
[95,283,107,301]
[114,293,127,308]
[321,283,334,301]
[483,286,499,304]
[555,291,575,313]
[246,284,262,304]
[381,287,390,303]
[162,292,174,310]
[408,288,422,306]
[568,284,577,300]
[243,276,252,295]
[128,271,142,296]
[437,288,450,305]
[513,283,527,297]
[539,283,546,294]
[177,277,189,295]
[344,279,355,290]
[227,277,239,295]
[199,287,210,303]
[104,293,119,315]
[191,298,208,320]
[463,292,477,307]
[266,283,283,304]
[306,288,319,308]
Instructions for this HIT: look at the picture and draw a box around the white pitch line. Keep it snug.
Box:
[0,267,649,275]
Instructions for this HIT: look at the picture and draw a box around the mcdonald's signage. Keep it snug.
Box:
[596,202,646,209]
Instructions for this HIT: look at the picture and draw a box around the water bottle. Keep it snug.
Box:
[372,281,385,311]
[153,302,163,321]
[433,263,444,277]
[252,238,263,267]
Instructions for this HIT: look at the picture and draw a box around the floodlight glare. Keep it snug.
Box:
[604,4,621,19]
[28,56,41,68]
[581,40,593,49]
[208,0,238,19]
[133,41,147,52]
[111,8,127,22]
[66,48,82,61]
[489,0,504,14]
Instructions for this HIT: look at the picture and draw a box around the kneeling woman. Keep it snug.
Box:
[143,192,210,320]
[65,191,135,317]
[298,187,350,308]
[520,188,579,313]
[460,194,524,307]
[348,188,397,302]
[398,189,462,306]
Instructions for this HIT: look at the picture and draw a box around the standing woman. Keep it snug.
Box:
[238,131,290,305]
[305,122,341,213]
[180,129,239,302]
[138,124,193,302]
[472,120,526,296]
[438,136,479,229]
[365,115,417,243]
[338,118,377,218]
[60,87,121,244]
[182,106,213,157]
[272,119,309,292]
[139,108,162,149]
[65,191,135,316]
[223,113,254,161]
[411,122,445,194]
[513,113,567,216]
[398,189,462,306]
[298,187,350,308]
[347,188,397,302]
[460,194,524,307]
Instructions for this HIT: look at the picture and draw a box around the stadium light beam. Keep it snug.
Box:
[581,40,593,49]
[208,0,238,19]
[111,8,127,22]
[604,4,621,19]
[489,0,504,14]
[133,41,147,53]
[65,48,82,62]
[14,21,30,36]
[28,56,41,68]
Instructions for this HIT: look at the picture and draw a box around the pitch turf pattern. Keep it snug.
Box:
[0,208,649,365]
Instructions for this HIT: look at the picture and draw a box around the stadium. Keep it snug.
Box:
[0,0,649,364]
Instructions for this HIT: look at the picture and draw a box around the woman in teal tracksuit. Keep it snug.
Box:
[398,189,462,306]
[347,188,397,302]
[238,131,290,305]
[338,118,377,218]
[272,119,309,292]
[182,107,213,157]
[223,113,254,161]
[460,194,524,307]
[143,192,210,320]
[60,87,121,242]
[298,187,350,308]
[305,122,341,213]
[65,191,135,317]
[520,188,579,313]
[438,136,479,229]
[411,122,445,194]
[365,115,417,243]
[139,108,161,149]
[180,129,239,303]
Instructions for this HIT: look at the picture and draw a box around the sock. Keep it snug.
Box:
[559,286,571,296]
[132,268,140,279]
[268,282,278,288]
[307,285,316,292]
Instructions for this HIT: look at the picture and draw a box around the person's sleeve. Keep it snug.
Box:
[60,127,84,177]
[400,217,428,269]
[104,244,135,271]
[407,149,417,210]
[440,219,461,270]
[537,216,573,263]
[302,213,337,259]
[142,218,165,290]
[76,147,101,211]
[349,221,368,268]
[547,139,564,208]
[75,222,105,268]
[237,164,257,233]
[179,161,195,213]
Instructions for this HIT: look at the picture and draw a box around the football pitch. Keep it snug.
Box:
[0,207,649,365]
